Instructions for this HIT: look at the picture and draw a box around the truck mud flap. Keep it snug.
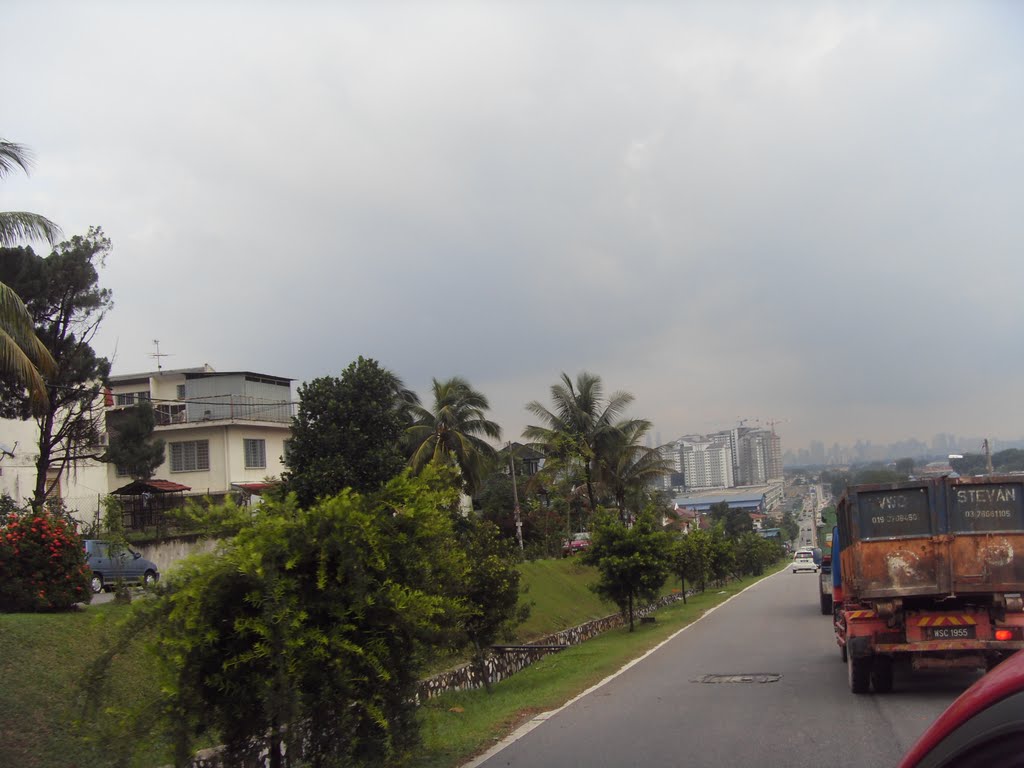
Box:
[848,635,873,659]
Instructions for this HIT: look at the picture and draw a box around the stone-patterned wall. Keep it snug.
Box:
[416,591,686,701]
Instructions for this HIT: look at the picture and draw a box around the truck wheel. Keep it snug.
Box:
[820,590,833,615]
[870,656,893,693]
[848,654,871,694]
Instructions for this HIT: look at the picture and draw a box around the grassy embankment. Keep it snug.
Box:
[0,557,780,768]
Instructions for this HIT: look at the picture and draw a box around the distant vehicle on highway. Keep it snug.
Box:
[791,551,818,573]
[562,532,591,557]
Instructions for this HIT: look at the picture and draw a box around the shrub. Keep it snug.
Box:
[0,505,91,611]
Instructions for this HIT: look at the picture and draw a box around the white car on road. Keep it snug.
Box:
[791,551,819,573]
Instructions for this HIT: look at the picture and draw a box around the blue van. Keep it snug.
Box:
[83,539,160,593]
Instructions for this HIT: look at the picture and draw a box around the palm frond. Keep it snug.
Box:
[0,140,34,177]
[0,212,63,247]
[0,326,49,410]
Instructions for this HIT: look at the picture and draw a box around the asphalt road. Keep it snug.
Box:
[471,568,981,768]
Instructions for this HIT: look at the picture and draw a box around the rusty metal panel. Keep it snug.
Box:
[839,476,1024,601]
[947,476,1024,593]
[949,532,1024,593]
[842,538,943,599]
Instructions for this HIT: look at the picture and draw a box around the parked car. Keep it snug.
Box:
[83,539,160,593]
[897,649,1024,768]
[791,551,818,573]
[562,532,591,557]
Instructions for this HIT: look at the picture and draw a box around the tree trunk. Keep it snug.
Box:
[32,407,56,510]
[628,592,634,632]
[268,718,282,768]
[584,463,596,513]
[473,638,492,693]
[681,576,687,604]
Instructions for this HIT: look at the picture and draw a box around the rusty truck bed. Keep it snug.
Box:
[838,475,1024,601]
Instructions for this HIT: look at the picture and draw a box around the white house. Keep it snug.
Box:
[0,364,295,528]
[105,366,295,501]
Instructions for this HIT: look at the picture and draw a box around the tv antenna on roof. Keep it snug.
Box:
[151,339,172,371]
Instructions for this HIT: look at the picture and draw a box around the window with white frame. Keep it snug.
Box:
[170,440,210,472]
[115,390,150,406]
[116,464,131,477]
[244,438,266,469]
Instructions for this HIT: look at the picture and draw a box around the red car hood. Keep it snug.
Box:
[898,649,1024,768]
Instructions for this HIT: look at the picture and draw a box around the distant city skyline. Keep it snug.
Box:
[782,433,1024,467]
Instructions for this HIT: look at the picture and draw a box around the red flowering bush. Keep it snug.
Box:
[0,507,92,611]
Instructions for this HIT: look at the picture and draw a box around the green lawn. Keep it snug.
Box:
[0,559,774,768]
[0,602,168,768]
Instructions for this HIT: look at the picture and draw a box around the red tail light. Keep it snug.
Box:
[995,629,1014,641]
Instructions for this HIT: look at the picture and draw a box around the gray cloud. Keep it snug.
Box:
[5,1,1023,452]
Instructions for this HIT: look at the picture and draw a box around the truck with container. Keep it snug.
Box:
[830,474,1024,694]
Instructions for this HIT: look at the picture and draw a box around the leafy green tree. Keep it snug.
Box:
[582,510,672,631]
[780,510,800,543]
[683,527,715,592]
[706,524,736,586]
[951,449,1024,476]
[708,501,753,539]
[0,229,113,509]
[670,532,706,604]
[594,419,673,522]
[524,371,643,513]
[458,517,528,692]
[104,401,165,479]
[734,531,780,577]
[282,356,408,506]
[406,376,502,495]
[84,466,468,768]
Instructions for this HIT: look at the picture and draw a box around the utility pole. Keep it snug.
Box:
[508,443,524,552]
[984,439,994,475]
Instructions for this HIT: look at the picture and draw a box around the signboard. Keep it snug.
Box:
[950,483,1024,532]
[856,488,932,539]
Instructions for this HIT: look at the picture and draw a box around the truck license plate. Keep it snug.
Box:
[929,626,976,640]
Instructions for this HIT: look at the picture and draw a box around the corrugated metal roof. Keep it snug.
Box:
[111,479,192,495]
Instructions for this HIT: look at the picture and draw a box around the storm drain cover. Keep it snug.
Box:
[693,673,781,684]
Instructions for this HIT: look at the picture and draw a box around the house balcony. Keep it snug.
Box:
[108,396,296,427]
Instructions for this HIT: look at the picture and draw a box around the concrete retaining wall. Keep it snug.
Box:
[135,535,217,575]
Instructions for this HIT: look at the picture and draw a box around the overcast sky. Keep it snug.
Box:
[4,1,1023,453]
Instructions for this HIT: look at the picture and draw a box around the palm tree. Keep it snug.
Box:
[1,140,62,246]
[406,376,502,494]
[594,419,674,522]
[1,138,60,407]
[523,371,640,512]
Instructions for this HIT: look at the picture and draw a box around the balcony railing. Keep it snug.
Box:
[149,396,296,426]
